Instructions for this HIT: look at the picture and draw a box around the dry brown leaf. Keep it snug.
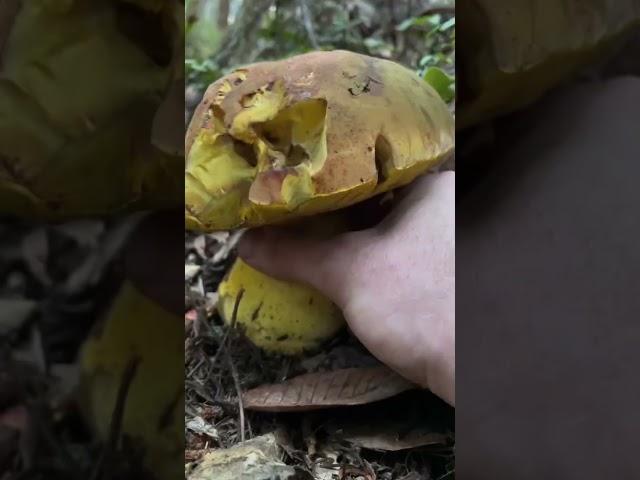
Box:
[243,366,416,412]
[338,426,448,452]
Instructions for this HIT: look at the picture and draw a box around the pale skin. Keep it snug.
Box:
[239,171,455,406]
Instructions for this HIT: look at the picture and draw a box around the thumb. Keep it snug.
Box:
[237,227,361,308]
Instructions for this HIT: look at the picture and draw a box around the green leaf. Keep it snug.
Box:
[419,54,435,67]
[397,13,442,32]
[439,17,456,31]
[396,17,416,32]
[423,67,455,103]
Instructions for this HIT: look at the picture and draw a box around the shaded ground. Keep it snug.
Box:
[0,216,161,479]
[184,232,455,479]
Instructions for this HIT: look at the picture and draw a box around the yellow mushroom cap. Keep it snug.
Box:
[457,0,640,129]
[185,50,454,231]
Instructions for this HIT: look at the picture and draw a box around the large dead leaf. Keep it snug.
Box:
[243,366,416,412]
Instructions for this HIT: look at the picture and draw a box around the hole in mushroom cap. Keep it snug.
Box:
[287,145,309,167]
[254,98,327,170]
[232,138,258,167]
[231,69,248,85]
[374,134,393,185]
[241,92,257,108]
[212,104,225,121]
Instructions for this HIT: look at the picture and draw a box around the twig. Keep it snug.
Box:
[224,349,246,443]
[218,289,248,442]
[298,0,319,49]
[208,288,244,370]
[89,356,141,480]
[229,288,244,329]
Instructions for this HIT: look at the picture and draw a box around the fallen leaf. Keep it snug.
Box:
[243,367,416,412]
[337,425,448,452]
[185,448,207,463]
[324,389,453,452]
[204,292,218,316]
[185,264,201,281]
[212,230,244,264]
[186,416,220,441]
[64,213,145,294]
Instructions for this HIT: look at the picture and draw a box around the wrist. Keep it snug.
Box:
[422,295,455,406]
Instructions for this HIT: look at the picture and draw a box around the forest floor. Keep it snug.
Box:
[184,231,455,480]
[0,216,158,479]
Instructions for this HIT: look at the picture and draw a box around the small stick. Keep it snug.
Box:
[224,349,246,443]
[222,289,247,442]
[229,288,245,329]
[209,288,244,370]
[89,356,141,480]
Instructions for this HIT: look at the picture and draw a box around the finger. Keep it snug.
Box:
[238,227,363,308]
[378,171,455,235]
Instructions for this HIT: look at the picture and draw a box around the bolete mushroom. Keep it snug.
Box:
[79,212,184,480]
[186,50,454,231]
[0,0,183,219]
[457,0,640,129]
[186,50,454,354]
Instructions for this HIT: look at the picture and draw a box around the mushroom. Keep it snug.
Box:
[0,2,186,478]
[457,0,640,129]
[0,0,183,218]
[79,212,184,480]
[186,50,455,354]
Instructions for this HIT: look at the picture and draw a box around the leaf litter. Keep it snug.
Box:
[185,230,455,479]
[0,217,158,479]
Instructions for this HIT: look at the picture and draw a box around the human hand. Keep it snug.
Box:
[239,171,455,405]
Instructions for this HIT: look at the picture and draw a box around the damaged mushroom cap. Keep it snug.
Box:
[0,0,183,219]
[457,0,640,129]
[185,50,455,231]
